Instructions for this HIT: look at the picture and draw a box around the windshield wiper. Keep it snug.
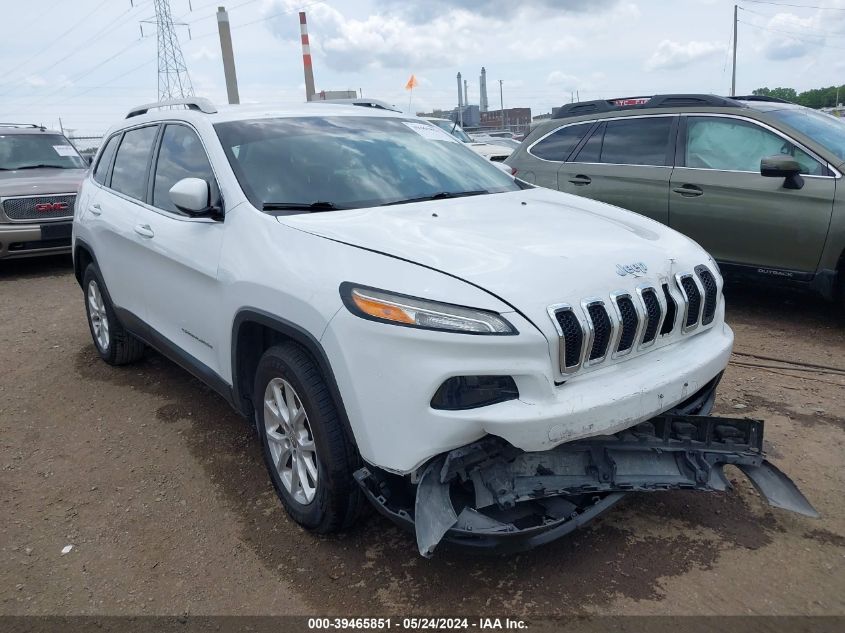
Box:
[262,201,344,212]
[13,164,69,170]
[381,190,489,206]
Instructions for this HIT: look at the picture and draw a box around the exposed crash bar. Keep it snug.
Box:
[356,415,818,557]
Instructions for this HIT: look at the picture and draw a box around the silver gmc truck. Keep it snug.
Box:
[0,123,88,259]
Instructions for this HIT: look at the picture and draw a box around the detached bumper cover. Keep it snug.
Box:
[355,414,818,557]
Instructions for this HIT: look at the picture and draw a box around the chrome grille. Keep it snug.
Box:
[586,302,612,362]
[549,265,719,376]
[678,274,702,330]
[2,194,76,221]
[614,295,639,353]
[640,288,661,345]
[660,283,677,335]
[696,265,718,326]
[553,308,583,370]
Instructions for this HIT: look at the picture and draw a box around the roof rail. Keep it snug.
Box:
[729,95,793,104]
[552,94,744,119]
[0,123,44,129]
[309,98,403,113]
[126,97,218,119]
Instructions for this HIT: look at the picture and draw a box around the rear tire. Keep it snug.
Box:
[254,342,363,533]
[82,264,145,366]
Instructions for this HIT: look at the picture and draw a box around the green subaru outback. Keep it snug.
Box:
[506,94,845,307]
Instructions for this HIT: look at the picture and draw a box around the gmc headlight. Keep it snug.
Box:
[340,283,517,335]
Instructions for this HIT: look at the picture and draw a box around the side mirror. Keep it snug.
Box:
[169,177,219,217]
[492,161,515,177]
[761,155,804,190]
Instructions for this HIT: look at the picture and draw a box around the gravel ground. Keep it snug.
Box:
[1,255,844,617]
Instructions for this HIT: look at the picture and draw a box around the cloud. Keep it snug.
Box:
[759,13,823,61]
[263,0,625,72]
[378,0,622,20]
[190,46,218,62]
[645,40,725,70]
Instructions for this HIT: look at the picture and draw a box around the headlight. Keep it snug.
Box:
[340,283,517,335]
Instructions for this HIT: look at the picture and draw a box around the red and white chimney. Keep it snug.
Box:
[300,11,317,101]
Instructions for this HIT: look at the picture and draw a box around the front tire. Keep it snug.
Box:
[82,264,145,365]
[254,343,362,533]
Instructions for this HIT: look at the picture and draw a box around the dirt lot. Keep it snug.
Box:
[1,255,844,617]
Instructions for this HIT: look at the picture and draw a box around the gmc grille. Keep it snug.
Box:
[549,265,719,376]
[2,195,76,221]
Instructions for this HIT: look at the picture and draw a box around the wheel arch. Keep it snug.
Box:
[231,309,358,448]
[73,238,97,288]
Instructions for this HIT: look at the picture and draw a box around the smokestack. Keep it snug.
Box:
[216,7,240,104]
[480,67,488,113]
[456,72,463,126]
[464,79,468,109]
[299,11,316,101]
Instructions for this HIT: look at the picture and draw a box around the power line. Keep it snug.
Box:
[0,0,113,81]
[187,0,327,40]
[739,0,845,10]
[5,1,154,87]
[739,18,845,48]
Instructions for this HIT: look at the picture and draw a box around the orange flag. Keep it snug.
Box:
[405,74,419,90]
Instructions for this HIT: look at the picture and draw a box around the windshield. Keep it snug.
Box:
[214,116,519,211]
[768,108,845,163]
[0,133,86,170]
[427,119,473,143]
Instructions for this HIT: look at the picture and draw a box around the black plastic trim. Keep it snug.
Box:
[339,282,519,336]
[114,307,235,408]
[230,308,358,446]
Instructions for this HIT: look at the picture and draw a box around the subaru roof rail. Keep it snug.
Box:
[126,97,218,119]
[551,94,744,119]
[309,98,403,113]
[729,95,793,104]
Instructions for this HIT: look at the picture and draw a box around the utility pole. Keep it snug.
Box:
[499,79,505,131]
[731,4,738,97]
[216,6,240,104]
[151,0,194,101]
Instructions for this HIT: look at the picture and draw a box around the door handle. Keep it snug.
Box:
[134,223,155,238]
[672,184,704,197]
[88,203,101,215]
[569,175,592,186]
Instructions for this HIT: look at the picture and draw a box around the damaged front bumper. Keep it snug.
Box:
[355,415,818,557]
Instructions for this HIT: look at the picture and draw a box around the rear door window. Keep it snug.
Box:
[598,117,673,166]
[93,134,119,185]
[110,125,158,201]
[685,116,824,175]
[529,123,593,162]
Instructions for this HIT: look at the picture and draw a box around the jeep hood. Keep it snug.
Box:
[0,168,87,197]
[276,188,709,316]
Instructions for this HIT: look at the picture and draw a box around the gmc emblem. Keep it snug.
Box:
[35,202,69,212]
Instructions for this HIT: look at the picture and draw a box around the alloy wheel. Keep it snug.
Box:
[87,280,110,352]
[263,377,319,505]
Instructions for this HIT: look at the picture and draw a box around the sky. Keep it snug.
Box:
[0,0,842,136]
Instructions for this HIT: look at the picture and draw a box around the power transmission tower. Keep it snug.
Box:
[149,0,194,101]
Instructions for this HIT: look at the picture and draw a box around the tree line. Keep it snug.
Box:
[752,86,845,109]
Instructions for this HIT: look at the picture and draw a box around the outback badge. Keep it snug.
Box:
[615,262,648,277]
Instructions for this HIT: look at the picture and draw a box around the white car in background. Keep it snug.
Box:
[72,98,816,557]
[426,118,513,162]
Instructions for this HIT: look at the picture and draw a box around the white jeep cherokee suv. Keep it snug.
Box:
[73,98,815,556]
